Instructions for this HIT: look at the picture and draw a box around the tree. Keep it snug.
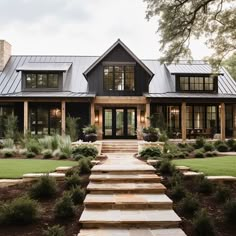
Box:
[223,53,236,80]
[144,0,236,66]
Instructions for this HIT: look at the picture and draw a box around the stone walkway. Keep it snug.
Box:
[79,154,186,236]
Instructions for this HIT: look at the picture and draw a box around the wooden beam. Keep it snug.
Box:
[90,101,95,125]
[145,103,150,127]
[61,101,66,136]
[23,101,28,135]
[220,102,226,141]
[94,96,147,105]
[181,102,187,142]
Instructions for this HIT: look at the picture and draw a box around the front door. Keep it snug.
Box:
[103,108,137,139]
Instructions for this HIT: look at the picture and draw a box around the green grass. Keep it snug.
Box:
[173,156,236,176]
[0,159,78,179]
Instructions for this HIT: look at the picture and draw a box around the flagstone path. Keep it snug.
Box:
[78,154,186,236]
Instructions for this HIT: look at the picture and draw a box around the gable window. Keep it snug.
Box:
[177,75,216,92]
[104,65,135,91]
[25,73,59,89]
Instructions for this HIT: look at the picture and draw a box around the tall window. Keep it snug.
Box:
[207,106,217,128]
[167,106,180,130]
[178,76,216,92]
[186,106,193,128]
[26,73,59,89]
[194,106,205,129]
[104,65,135,91]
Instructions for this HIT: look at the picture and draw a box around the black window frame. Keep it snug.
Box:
[176,74,218,93]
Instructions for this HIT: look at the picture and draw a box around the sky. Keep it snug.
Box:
[0,0,212,59]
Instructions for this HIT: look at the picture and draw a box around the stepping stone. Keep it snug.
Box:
[176,166,191,172]
[207,176,236,183]
[55,166,73,173]
[147,159,160,166]
[79,209,182,228]
[23,172,65,180]
[89,173,161,183]
[79,228,187,236]
[182,171,203,178]
[84,193,172,209]
[87,182,166,194]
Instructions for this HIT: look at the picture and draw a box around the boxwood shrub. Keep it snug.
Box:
[72,145,98,158]
[140,147,161,159]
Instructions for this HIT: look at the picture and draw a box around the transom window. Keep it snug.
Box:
[104,65,135,91]
[25,73,59,89]
[178,76,216,92]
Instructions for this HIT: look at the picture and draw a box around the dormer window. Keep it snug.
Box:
[177,75,217,92]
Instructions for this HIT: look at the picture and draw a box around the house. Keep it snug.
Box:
[0,39,236,141]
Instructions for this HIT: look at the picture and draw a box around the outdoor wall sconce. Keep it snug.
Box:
[140,111,145,123]
[95,110,99,123]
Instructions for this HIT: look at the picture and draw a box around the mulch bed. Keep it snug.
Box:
[0,174,89,236]
[162,175,236,236]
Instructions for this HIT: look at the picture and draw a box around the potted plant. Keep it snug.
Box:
[83,125,97,142]
[142,126,159,142]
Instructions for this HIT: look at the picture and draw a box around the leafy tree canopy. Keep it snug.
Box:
[144,0,236,67]
[223,53,236,80]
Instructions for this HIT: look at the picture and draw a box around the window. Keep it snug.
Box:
[207,106,217,128]
[104,65,135,91]
[194,106,205,129]
[25,73,59,89]
[177,75,216,92]
[186,106,193,129]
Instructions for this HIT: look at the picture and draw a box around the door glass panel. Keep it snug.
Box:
[37,108,49,135]
[127,109,136,136]
[104,109,112,136]
[116,109,124,136]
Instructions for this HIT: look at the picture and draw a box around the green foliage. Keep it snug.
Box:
[203,143,214,152]
[42,149,53,159]
[216,143,228,152]
[2,138,14,148]
[205,151,214,157]
[193,209,215,236]
[83,124,97,134]
[54,193,75,219]
[178,193,200,216]
[72,144,98,158]
[161,153,174,160]
[226,138,236,150]
[39,136,59,151]
[170,184,186,201]
[70,187,85,205]
[214,140,224,148]
[3,115,18,140]
[214,185,231,203]
[26,139,42,155]
[224,200,236,225]
[66,174,81,189]
[140,146,161,159]
[1,148,15,158]
[30,175,57,199]
[194,150,205,158]
[0,196,39,225]
[195,177,214,194]
[25,151,36,158]
[66,116,80,142]
[159,159,175,175]
[79,158,92,174]
[223,53,236,80]
[43,225,65,236]
[195,137,206,149]
[159,131,168,142]
[59,136,72,158]
[74,154,86,161]
[142,126,159,135]
[58,152,68,160]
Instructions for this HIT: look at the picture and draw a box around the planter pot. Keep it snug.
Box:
[143,133,158,142]
[84,133,97,142]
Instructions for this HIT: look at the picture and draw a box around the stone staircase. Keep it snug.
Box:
[78,154,186,236]
[101,140,138,154]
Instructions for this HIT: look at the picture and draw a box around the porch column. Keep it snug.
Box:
[181,102,187,142]
[220,102,226,141]
[61,101,66,136]
[145,102,150,127]
[90,101,95,124]
[23,101,28,135]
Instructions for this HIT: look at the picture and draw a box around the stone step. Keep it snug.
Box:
[55,166,73,173]
[102,149,138,153]
[84,193,172,209]
[176,166,191,173]
[23,172,65,180]
[89,173,161,183]
[79,209,181,228]
[182,171,204,178]
[79,228,187,236]
[87,182,166,194]
[207,176,236,183]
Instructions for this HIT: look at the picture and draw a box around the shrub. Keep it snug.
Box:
[1,148,15,158]
[214,140,224,148]
[169,172,183,187]
[159,132,168,142]
[231,143,236,152]
[163,142,180,154]
[193,209,215,236]
[66,174,81,189]
[226,138,235,150]
[74,154,86,161]
[26,140,42,154]
[203,143,214,152]
[66,116,80,142]
[224,200,236,225]
[161,153,174,159]
[170,184,186,201]
[70,187,85,205]
[195,137,206,149]
[175,152,185,159]
[159,159,175,175]
[0,196,39,225]
[42,149,53,159]
[140,147,161,159]
[3,115,18,140]
[205,151,214,157]
[43,225,65,236]
[30,175,57,199]
[217,143,228,152]
[214,185,231,203]
[194,150,205,158]
[2,138,14,148]
[54,193,75,219]
[212,151,218,156]
[59,136,72,157]
[25,151,36,158]
[195,177,214,194]
[178,194,199,216]
[58,152,68,160]
[72,144,98,158]
[79,158,91,174]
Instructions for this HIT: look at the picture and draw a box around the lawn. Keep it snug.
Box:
[0,159,78,179]
[173,156,236,176]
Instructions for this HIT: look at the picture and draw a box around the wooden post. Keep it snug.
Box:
[23,101,28,135]
[90,101,95,125]
[181,102,187,142]
[220,102,226,141]
[145,103,150,127]
[61,101,66,136]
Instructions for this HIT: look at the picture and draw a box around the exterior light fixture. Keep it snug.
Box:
[140,111,145,123]
[95,110,99,123]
